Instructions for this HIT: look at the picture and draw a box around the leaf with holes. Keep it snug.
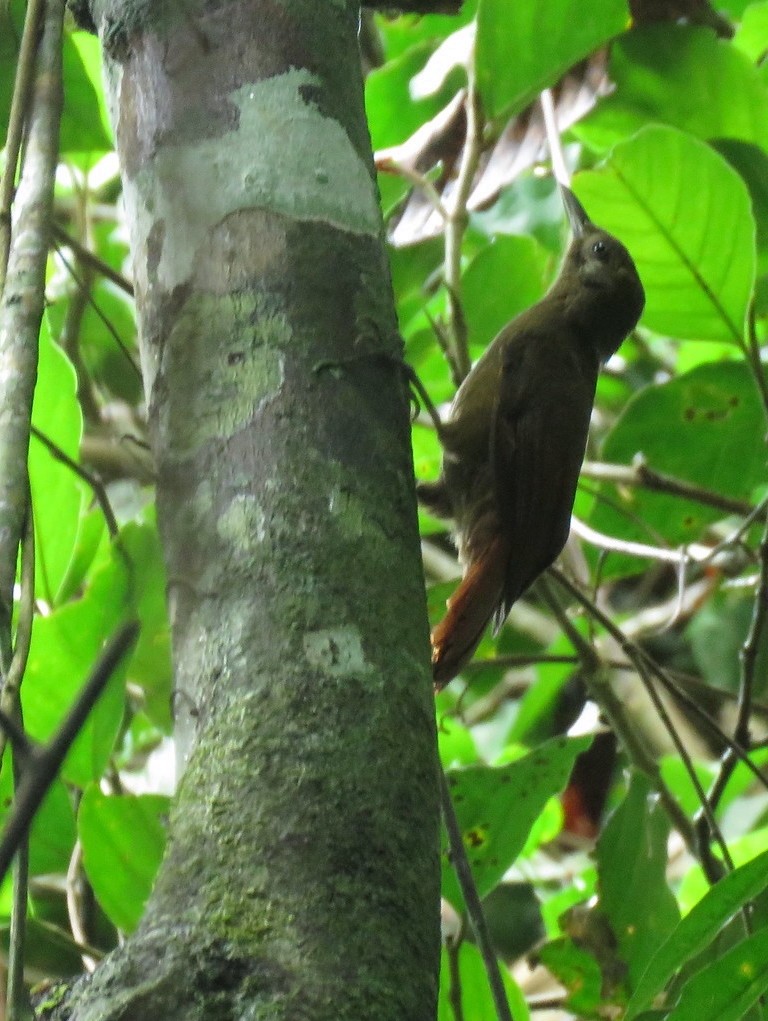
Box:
[587,361,765,573]
[79,788,170,933]
[441,735,593,910]
[573,125,756,344]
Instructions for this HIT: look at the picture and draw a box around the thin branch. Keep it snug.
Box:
[31,425,120,539]
[0,620,139,887]
[540,89,570,187]
[547,567,737,881]
[440,768,516,1021]
[0,0,46,292]
[66,839,97,973]
[375,158,449,223]
[746,303,768,425]
[570,515,713,566]
[0,0,64,667]
[703,510,768,824]
[581,458,755,518]
[535,577,697,848]
[53,223,134,296]
[4,502,34,1021]
[446,935,466,1021]
[54,244,141,381]
[444,52,482,383]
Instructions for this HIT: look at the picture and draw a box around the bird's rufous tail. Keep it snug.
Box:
[431,534,508,689]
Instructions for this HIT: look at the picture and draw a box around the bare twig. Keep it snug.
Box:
[547,567,736,882]
[54,245,141,381]
[440,768,515,1021]
[703,512,768,826]
[540,89,570,187]
[581,458,755,518]
[0,0,64,667]
[535,576,698,849]
[0,0,46,292]
[444,52,482,383]
[31,425,120,539]
[53,223,134,296]
[746,303,768,425]
[4,496,34,1021]
[66,840,97,973]
[0,619,139,886]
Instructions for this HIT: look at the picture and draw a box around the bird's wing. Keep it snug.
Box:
[491,333,597,627]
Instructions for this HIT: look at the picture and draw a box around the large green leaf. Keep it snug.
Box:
[79,788,169,933]
[574,125,756,343]
[441,735,592,908]
[598,773,680,987]
[119,519,172,730]
[462,234,548,354]
[589,361,765,563]
[575,26,768,154]
[663,926,768,1021]
[537,938,605,1015]
[0,10,111,154]
[366,42,461,150]
[627,848,768,1019]
[475,0,628,120]
[29,320,85,606]
[22,558,131,786]
[61,30,112,156]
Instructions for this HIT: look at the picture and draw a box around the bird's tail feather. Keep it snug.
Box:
[431,535,508,689]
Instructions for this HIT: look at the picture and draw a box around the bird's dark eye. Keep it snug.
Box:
[592,240,608,260]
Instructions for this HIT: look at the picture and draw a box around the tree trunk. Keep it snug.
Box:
[50,1,441,1017]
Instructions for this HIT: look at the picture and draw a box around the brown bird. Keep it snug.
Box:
[418,188,645,688]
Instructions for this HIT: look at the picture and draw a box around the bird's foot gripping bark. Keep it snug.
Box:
[431,534,508,689]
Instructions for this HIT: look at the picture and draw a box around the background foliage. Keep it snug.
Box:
[2,0,768,1018]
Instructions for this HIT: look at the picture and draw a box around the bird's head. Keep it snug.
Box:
[559,186,646,356]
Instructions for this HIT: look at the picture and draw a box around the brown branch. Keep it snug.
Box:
[53,223,134,297]
[581,458,755,518]
[0,0,46,292]
[0,619,139,887]
[440,768,516,1021]
[0,0,63,665]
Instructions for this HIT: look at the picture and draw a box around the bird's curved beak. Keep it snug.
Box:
[560,185,591,238]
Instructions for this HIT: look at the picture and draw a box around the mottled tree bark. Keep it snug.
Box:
[49,1,441,1018]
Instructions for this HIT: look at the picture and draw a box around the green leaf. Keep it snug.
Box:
[120,519,172,730]
[442,735,592,908]
[22,556,131,786]
[573,125,756,344]
[0,13,111,154]
[0,755,75,877]
[61,30,112,155]
[663,926,768,1021]
[688,590,768,695]
[598,773,680,987]
[589,361,764,563]
[30,320,85,605]
[732,2,768,63]
[462,235,548,354]
[437,941,530,1021]
[627,848,768,1019]
[79,788,169,933]
[366,42,461,150]
[475,0,628,119]
[536,938,605,1015]
[575,26,768,154]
